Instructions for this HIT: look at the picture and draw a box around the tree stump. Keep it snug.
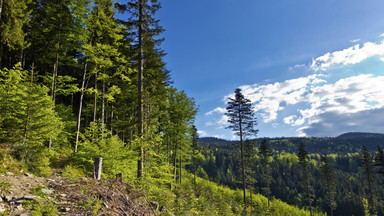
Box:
[93,157,102,180]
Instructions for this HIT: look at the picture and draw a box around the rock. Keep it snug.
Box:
[41,189,54,195]
[20,214,31,216]
[16,204,23,212]
[24,173,34,178]
[15,199,24,204]
[54,201,68,205]
[23,195,37,200]
[0,196,3,202]
[60,194,67,198]
[3,195,13,202]
[6,172,14,176]
[59,207,70,212]
[0,204,6,212]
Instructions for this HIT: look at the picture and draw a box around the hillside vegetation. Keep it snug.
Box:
[193,135,384,216]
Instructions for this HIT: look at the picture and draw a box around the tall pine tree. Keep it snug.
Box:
[225,88,258,206]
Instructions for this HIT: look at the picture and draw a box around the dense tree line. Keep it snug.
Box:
[0,0,199,186]
[193,137,384,215]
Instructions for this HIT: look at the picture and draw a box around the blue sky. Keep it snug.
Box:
[156,0,384,139]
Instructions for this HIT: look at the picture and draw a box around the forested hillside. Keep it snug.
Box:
[0,0,326,215]
[193,135,384,216]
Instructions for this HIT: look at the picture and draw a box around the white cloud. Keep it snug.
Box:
[225,74,326,123]
[220,73,384,136]
[311,40,384,71]
[350,39,360,43]
[205,107,226,116]
[288,64,307,72]
[293,74,384,135]
[197,130,207,137]
[298,108,384,137]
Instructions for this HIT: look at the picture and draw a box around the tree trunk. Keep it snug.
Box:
[0,0,3,19]
[19,49,24,68]
[51,54,59,104]
[167,133,170,164]
[179,154,182,185]
[75,62,87,153]
[194,147,197,191]
[101,68,105,139]
[93,73,97,122]
[239,113,246,206]
[0,42,3,69]
[173,139,178,183]
[110,104,113,135]
[137,0,144,179]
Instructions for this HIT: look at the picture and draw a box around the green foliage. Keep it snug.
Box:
[0,0,31,50]
[30,199,58,216]
[71,121,136,178]
[62,164,85,180]
[31,185,49,199]
[0,180,12,193]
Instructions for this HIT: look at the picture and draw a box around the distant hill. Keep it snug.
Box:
[199,132,384,154]
[337,132,384,139]
[198,137,231,144]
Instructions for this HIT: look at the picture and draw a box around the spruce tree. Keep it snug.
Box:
[361,145,377,215]
[191,125,199,191]
[27,0,75,103]
[0,0,31,68]
[374,146,384,184]
[118,0,168,178]
[167,87,197,185]
[298,142,314,216]
[320,156,337,216]
[225,88,258,206]
[259,139,272,208]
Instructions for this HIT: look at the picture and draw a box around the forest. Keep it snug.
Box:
[192,134,384,216]
[1,0,383,215]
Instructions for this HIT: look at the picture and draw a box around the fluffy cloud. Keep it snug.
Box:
[233,74,326,122]
[197,130,208,137]
[206,73,384,137]
[289,74,384,131]
[311,39,384,71]
[205,107,226,116]
[298,108,384,137]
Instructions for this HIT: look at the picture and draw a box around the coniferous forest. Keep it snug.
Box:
[0,0,383,215]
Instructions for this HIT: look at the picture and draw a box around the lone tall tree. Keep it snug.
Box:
[225,88,258,206]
